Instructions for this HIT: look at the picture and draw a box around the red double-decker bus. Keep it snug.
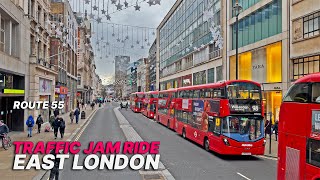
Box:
[130,92,145,113]
[156,89,177,129]
[141,91,159,119]
[278,73,320,180]
[174,80,265,155]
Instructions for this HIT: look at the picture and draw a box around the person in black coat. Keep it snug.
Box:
[53,109,59,118]
[265,119,272,138]
[59,118,66,139]
[36,114,44,133]
[52,117,61,139]
[49,149,60,180]
[273,120,279,141]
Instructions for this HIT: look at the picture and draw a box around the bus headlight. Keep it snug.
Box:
[223,138,230,146]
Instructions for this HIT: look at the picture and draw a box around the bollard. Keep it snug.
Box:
[269,112,272,155]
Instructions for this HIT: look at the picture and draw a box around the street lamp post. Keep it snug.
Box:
[233,0,242,80]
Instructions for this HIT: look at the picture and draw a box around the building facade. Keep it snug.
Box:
[137,58,148,92]
[114,56,130,98]
[290,0,320,80]
[0,1,30,131]
[29,0,57,122]
[227,0,289,124]
[148,39,157,91]
[157,0,224,91]
[50,0,78,113]
[76,14,93,104]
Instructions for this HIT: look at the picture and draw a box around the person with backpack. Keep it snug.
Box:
[74,108,80,124]
[36,114,44,133]
[26,115,34,137]
[59,117,66,139]
[69,110,74,124]
[52,117,60,139]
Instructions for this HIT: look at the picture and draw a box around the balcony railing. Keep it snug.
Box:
[209,49,222,60]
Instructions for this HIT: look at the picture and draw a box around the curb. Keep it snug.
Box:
[113,107,176,180]
[32,107,102,180]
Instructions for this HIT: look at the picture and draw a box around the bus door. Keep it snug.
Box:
[207,116,222,151]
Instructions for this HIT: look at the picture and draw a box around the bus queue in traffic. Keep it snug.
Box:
[128,73,320,179]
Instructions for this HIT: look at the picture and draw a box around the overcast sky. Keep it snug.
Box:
[74,0,176,85]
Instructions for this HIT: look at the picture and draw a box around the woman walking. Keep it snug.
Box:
[59,118,66,139]
[69,110,74,124]
[52,117,60,139]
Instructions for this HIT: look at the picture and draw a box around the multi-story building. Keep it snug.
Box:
[0,1,30,131]
[76,14,93,104]
[114,56,130,98]
[126,62,138,96]
[137,58,148,92]
[226,0,289,123]
[157,0,224,91]
[148,39,157,91]
[290,0,320,80]
[50,0,78,113]
[29,0,57,122]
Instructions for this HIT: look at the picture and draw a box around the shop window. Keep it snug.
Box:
[266,42,282,83]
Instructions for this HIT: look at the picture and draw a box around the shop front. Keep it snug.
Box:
[229,41,283,124]
[0,72,25,131]
[39,78,52,122]
[55,86,68,114]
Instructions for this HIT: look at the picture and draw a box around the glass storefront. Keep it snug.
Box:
[230,41,282,83]
[263,91,282,124]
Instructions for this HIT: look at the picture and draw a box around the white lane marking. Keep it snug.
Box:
[255,155,277,161]
[237,172,251,180]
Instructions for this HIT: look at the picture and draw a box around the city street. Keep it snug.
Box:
[56,102,276,180]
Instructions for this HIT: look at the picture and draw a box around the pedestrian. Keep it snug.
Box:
[26,115,34,137]
[273,120,279,141]
[59,117,66,139]
[74,108,80,124]
[82,101,85,109]
[49,115,55,131]
[69,110,74,123]
[91,102,95,110]
[265,119,271,138]
[36,114,44,133]
[52,117,60,139]
[54,108,59,118]
[49,149,60,180]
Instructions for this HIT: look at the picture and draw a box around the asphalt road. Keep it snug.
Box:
[59,104,142,180]
[57,102,276,180]
[119,106,277,180]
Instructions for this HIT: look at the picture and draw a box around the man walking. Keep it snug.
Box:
[36,114,44,133]
[49,150,60,180]
[52,117,60,139]
[26,115,34,137]
[74,108,80,124]
[59,117,66,139]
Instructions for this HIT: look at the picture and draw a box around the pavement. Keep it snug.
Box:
[0,105,99,180]
[264,135,278,158]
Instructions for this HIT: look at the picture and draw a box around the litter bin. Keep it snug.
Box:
[81,111,86,119]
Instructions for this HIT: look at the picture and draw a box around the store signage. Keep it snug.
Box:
[274,87,281,90]
[251,48,267,83]
[60,86,68,95]
[3,89,24,94]
[183,79,191,84]
[312,110,320,133]
[55,88,60,93]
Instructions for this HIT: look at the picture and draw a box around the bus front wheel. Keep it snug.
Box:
[182,128,186,139]
[204,138,210,151]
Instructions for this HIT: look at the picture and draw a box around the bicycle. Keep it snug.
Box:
[1,133,12,150]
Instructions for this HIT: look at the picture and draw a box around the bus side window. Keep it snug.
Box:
[200,90,205,98]
[205,90,211,98]
[312,83,320,103]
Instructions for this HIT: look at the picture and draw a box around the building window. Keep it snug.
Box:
[232,0,281,49]
[216,66,223,81]
[292,55,320,80]
[193,70,206,85]
[0,18,5,52]
[303,12,320,39]
[207,68,215,83]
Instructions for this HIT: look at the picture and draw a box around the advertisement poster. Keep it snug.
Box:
[182,99,189,109]
[192,100,204,129]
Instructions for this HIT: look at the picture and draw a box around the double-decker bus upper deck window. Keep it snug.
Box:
[307,139,320,168]
[312,83,320,103]
[283,83,310,103]
[137,94,144,98]
[227,82,261,100]
[193,90,200,98]
[151,94,159,98]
